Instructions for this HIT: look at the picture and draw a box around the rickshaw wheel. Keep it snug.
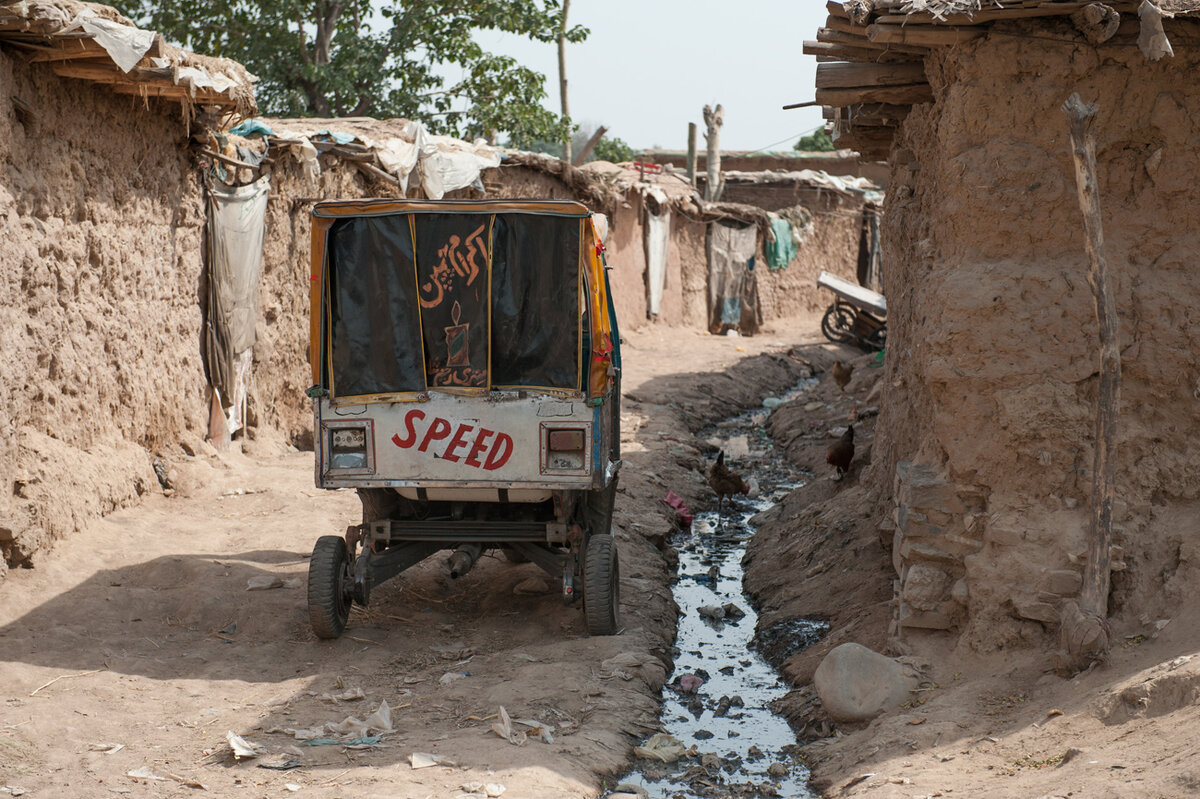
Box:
[820,302,857,344]
[583,534,620,636]
[308,536,352,639]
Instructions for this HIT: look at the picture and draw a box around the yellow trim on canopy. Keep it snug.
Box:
[314,198,591,218]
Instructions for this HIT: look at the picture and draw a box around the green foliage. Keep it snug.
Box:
[795,128,835,152]
[109,0,586,143]
[507,125,634,164]
[591,134,633,164]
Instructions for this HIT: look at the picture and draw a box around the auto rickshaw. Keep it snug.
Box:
[305,199,622,638]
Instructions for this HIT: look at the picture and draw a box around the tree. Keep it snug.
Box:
[591,134,633,164]
[795,128,836,152]
[110,1,587,143]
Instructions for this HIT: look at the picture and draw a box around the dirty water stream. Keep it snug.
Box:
[612,383,827,798]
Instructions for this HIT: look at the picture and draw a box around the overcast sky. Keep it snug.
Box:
[475,2,829,152]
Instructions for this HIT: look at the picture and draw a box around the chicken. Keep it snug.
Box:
[826,425,855,480]
[708,450,749,511]
[832,360,854,392]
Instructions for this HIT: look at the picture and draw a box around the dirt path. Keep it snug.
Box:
[0,317,825,799]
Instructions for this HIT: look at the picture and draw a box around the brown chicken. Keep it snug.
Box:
[826,425,855,480]
[708,450,749,511]
[832,360,854,392]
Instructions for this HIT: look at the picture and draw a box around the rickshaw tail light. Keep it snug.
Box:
[548,429,585,451]
[329,425,370,470]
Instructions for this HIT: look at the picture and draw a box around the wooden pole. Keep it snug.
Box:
[1055,92,1118,675]
[558,0,572,164]
[686,122,697,186]
[572,124,607,165]
[702,104,723,202]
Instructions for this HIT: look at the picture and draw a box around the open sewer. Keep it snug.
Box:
[611,384,828,798]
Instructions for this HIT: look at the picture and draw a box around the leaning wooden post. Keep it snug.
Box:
[1055,92,1119,675]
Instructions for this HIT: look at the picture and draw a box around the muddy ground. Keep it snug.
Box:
[0,318,826,799]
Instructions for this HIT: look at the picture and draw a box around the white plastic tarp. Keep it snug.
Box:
[645,207,670,317]
[64,9,155,73]
[205,176,270,433]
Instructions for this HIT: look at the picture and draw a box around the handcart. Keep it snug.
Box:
[817,270,886,352]
[306,199,622,638]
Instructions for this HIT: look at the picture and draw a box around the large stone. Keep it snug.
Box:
[1046,569,1082,596]
[902,563,952,611]
[813,643,919,723]
[1013,597,1058,625]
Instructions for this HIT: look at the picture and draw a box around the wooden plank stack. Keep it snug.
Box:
[807,0,1196,159]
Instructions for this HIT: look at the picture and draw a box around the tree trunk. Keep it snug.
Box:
[703,104,723,202]
[558,0,572,163]
[1053,92,1119,676]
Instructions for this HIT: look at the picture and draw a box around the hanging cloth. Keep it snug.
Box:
[204,176,270,433]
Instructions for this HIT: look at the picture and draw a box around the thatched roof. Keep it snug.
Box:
[0,0,256,117]
[810,1,1198,158]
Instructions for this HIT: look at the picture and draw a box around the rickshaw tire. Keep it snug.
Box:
[583,534,620,636]
[309,535,351,639]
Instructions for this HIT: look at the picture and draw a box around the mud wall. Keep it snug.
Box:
[872,18,1200,650]
[737,184,868,320]
[0,52,207,575]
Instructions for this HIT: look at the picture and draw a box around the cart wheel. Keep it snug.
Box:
[308,536,352,639]
[583,534,620,636]
[866,324,887,351]
[820,302,857,345]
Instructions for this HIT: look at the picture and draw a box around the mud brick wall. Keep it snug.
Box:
[871,18,1200,651]
[0,52,206,573]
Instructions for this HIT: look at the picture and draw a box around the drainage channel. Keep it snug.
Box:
[611,383,828,799]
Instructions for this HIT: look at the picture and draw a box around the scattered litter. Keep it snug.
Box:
[89,742,125,754]
[409,752,455,769]
[511,716,554,744]
[301,736,380,748]
[257,758,302,770]
[168,773,207,790]
[127,767,168,781]
[440,672,467,685]
[225,731,259,760]
[0,788,29,797]
[460,782,506,797]
[246,575,284,591]
[219,488,266,498]
[634,733,689,763]
[724,435,750,459]
[318,687,365,702]
[661,490,694,530]
[284,785,302,793]
[490,706,526,746]
[510,653,539,663]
